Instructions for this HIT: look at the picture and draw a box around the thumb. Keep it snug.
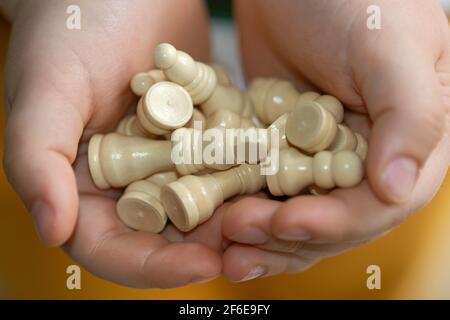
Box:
[4,82,83,247]
[361,52,446,204]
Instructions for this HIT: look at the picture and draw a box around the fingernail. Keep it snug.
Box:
[30,200,54,246]
[276,229,312,242]
[191,275,218,285]
[230,227,268,244]
[237,266,267,282]
[382,157,418,203]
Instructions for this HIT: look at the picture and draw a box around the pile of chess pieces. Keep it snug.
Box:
[88,43,367,233]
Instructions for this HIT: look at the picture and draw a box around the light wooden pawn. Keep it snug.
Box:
[267,113,289,149]
[209,63,232,86]
[136,81,193,135]
[172,127,271,175]
[171,127,237,175]
[88,133,174,189]
[154,43,261,127]
[248,77,344,125]
[116,171,178,233]
[130,70,166,96]
[116,114,157,139]
[267,148,364,196]
[206,109,254,129]
[285,101,367,157]
[161,164,265,232]
[131,64,231,97]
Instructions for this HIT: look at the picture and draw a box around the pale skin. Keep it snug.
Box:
[1,0,449,286]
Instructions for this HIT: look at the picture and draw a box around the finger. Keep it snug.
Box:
[360,50,446,204]
[63,195,221,288]
[223,244,317,282]
[223,194,372,255]
[73,152,122,200]
[4,84,85,247]
[223,197,300,250]
[181,202,229,253]
[234,0,317,91]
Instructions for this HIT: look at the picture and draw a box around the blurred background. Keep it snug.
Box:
[0,1,449,299]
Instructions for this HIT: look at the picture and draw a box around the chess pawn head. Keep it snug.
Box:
[248,78,300,125]
[116,171,178,233]
[297,91,321,105]
[115,114,157,139]
[162,164,264,232]
[320,124,368,160]
[267,148,363,196]
[200,85,248,117]
[327,124,357,153]
[88,133,173,189]
[354,133,368,160]
[154,43,217,104]
[209,63,232,86]
[206,109,254,129]
[286,101,338,153]
[136,81,193,135]
[130,69,167,96]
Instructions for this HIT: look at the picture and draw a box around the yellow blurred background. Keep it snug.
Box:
[0,16,449,299]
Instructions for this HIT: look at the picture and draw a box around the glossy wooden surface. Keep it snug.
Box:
[267,148,364,196]
[162,164,265,232]
[1,18,450,299]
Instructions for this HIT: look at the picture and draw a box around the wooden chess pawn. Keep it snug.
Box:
[185,108,206,129]
[285,101,367,157]
[88,133,174,189]
[130,64,231,97]
[130,69,167,96]
[206,109,254,129]
[268,113,289,149]
[172,126,272,175]
[116,171,178,233]
[115,114,157,139]
[248,77,344,125]
[161,164,265,232]
[154,43,261,126]
[209,63,232,86]
[136,81,194,135]
[172,127,239,175]
[162,108,206,140]
[267,148,364,196]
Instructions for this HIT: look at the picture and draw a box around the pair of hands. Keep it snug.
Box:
[2,0,449,288]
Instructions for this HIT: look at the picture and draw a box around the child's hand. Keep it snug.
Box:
[221,0,450,281]
[3,0,222,288]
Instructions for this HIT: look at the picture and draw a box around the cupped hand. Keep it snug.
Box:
[3,0,223,288]
[221,0,450,282]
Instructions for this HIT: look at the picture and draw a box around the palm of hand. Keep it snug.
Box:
[5,1,222,288]
[217,0,450,281]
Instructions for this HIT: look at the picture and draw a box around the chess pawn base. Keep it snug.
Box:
[117,171,178,233]
[286,101,338,153]
[136,81,193,135]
